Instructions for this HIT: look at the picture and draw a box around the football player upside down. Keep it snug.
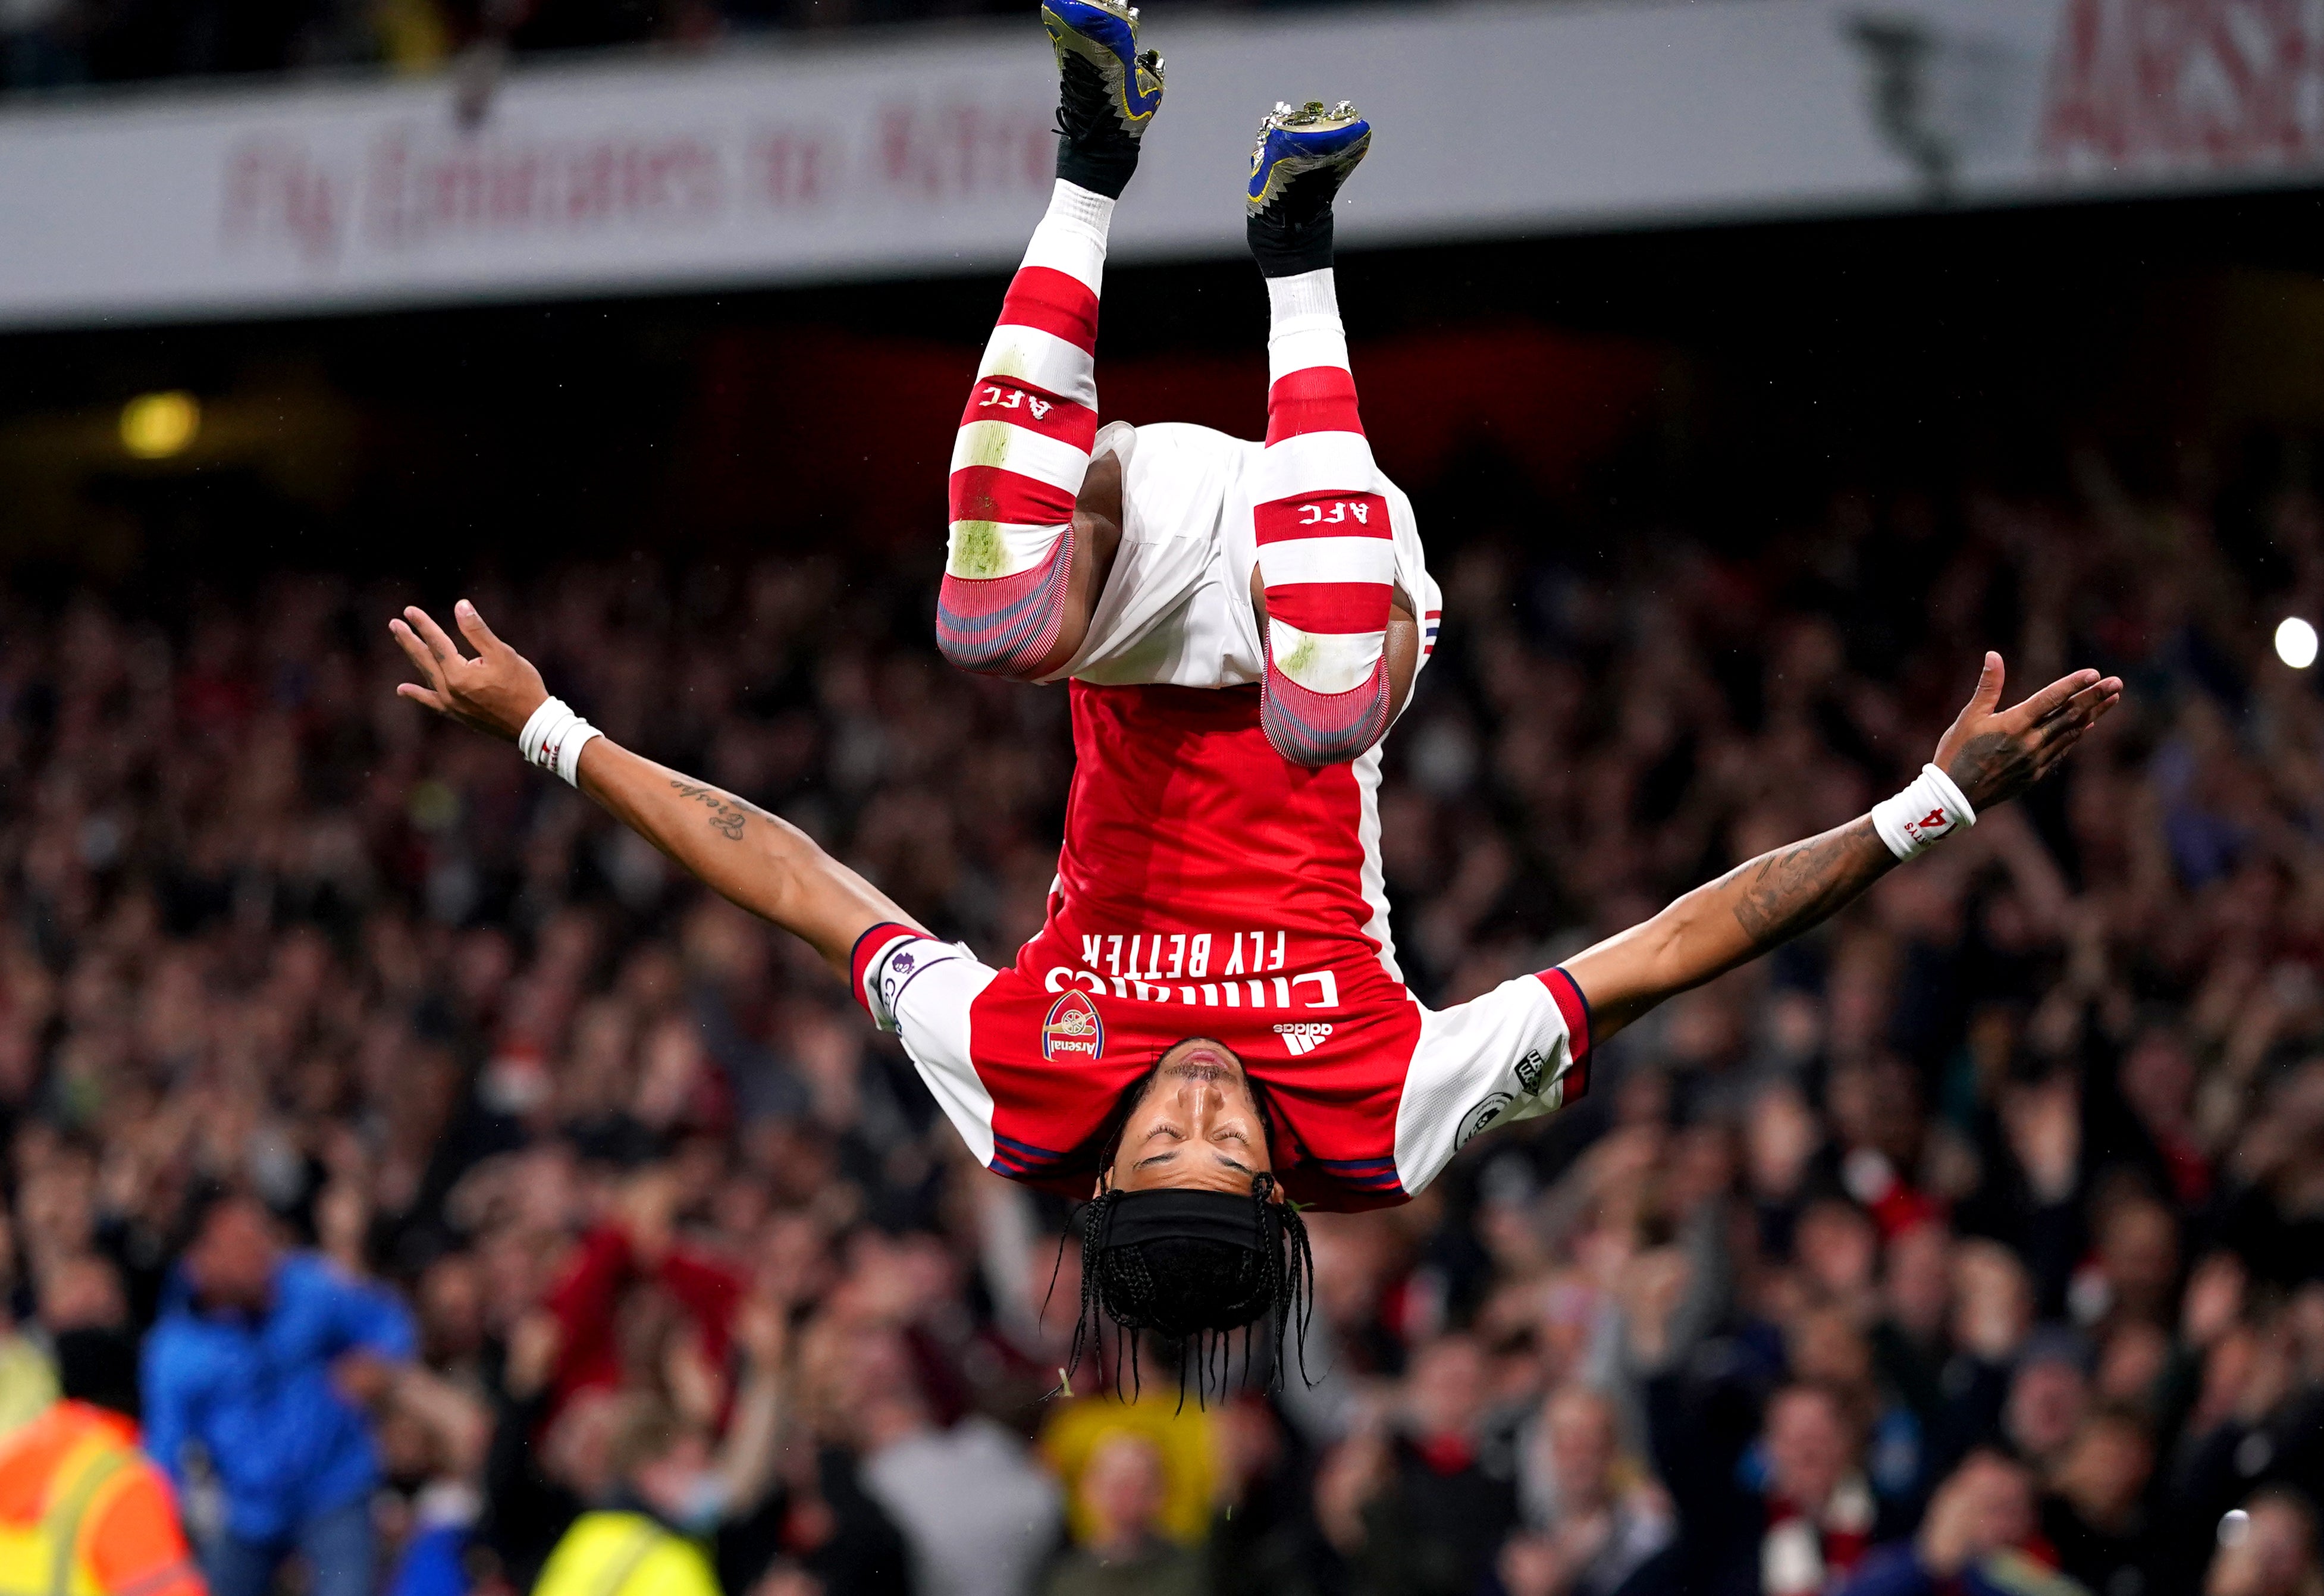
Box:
[390,0,2122,1394]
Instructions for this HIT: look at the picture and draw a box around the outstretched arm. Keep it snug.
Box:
[1564,653,2122,1045]
[390,601,921,975]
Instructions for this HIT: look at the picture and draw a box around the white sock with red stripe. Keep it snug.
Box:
[1255,267,1392,766]
[937,180,1111,678]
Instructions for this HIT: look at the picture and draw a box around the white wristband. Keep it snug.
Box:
[1870,763,1976,861]
[516,697,603,789]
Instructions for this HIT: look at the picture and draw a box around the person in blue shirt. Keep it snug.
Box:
[142,1194,416,1596]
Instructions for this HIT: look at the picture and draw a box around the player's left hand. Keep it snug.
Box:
[390,600,548,742]
[1933,651,2124,810]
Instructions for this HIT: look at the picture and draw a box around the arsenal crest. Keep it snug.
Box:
[1042,989,1105,1061]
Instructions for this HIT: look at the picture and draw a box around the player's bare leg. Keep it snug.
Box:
[1241,101,1407,766]
[936,0,1159,681]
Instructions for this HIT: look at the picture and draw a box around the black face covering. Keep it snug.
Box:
[1093,1189,1274,1251]
[1067,1174,1314,1403]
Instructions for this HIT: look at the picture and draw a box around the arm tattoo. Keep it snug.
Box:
[669,780,765,842]
[1728,817,1894,945]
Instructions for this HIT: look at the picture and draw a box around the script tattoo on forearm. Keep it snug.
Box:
[1727,817,1894,945]
[669,780,764,842]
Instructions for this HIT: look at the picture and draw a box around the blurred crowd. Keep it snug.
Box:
[0,442,2323,1596]
[0,0,1330,98]
[0,0,925,98]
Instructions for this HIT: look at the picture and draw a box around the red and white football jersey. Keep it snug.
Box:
[851,678,1591,1211]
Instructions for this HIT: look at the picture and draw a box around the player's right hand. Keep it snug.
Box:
[390,600,548,743]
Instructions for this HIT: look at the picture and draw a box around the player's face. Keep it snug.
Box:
[1107,1038,1275,1196]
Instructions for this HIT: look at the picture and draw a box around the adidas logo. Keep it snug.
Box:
[1274,1022,1332,1056]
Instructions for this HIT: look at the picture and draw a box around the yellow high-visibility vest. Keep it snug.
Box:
[532,1512,719,1596]
[0,1430,138,1596]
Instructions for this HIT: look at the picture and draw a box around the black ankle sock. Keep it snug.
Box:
[1248,211,1333,278]
[1057,139,1137,200]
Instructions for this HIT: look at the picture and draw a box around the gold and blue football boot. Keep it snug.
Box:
[1246,99,1369,277]
[1042,0,1164,197]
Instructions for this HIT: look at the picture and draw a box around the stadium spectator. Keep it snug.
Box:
[2039,1404,2154,1596]
[2002,1331,2091,1477]
[141,1194,416,1596]
[0,1324,204,1596]
[540,1169,745,1418]
[0,1211,59,1442]
[845,1322,1062,1596]
[531,1299,785,1596]
[531,1397,723,1596]
[1042,1430,1197,1596]
[1836,1450,2080,1596]
[1379,1334,1522,1596]
[1501,1384,1676,1596]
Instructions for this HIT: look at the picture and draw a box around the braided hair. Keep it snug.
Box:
[1062,1171,1316,1404]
